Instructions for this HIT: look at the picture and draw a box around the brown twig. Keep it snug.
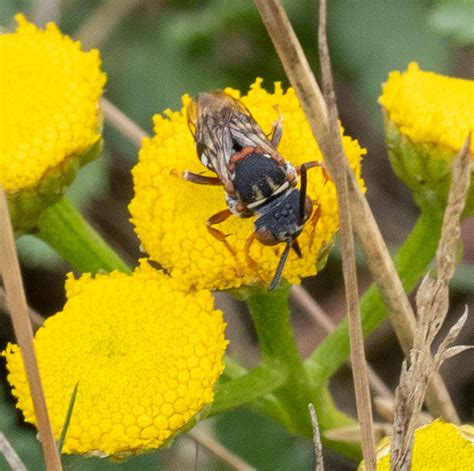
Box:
[317,1,375,467]
[251,0,458,424]
[390,135,472,470]
[1,285,45,330]
[308,403,324,471]
[0,187,62,471]
[0,432,27,471]
[100,98,148,147]
[75,0,143,50]
[189,428,256,471]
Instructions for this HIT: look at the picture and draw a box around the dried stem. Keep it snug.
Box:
[390,135,472,470]
[100,98,147,147]
[75,0,142,50]
[189,428,256,471]
[0,432,27,471]
[317,1,375,467]
[1,285,45,330]
[252,0,458,424]
[0,188,62,471]
[308,403,324,471]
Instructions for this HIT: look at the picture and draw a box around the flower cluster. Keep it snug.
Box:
[360,420,474,470]
[130,80,366,291]
[0,14,106,230]
[3,261,227,458]
[380,62,473,155]
[379,62,473,214]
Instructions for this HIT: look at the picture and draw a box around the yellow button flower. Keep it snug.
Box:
[0,14,106,230]
[129,80,365,291]
[2,261,227,458]
[380,62,474,154]
[359,420,474,470]
[379,62,473,214]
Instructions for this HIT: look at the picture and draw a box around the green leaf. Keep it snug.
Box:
[57,383,79,454]
[210,364,287,416]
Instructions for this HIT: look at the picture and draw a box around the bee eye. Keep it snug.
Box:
[255,227,279,246]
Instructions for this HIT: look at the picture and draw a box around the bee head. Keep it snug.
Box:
[253,176,313,291]
[254,189,312,246]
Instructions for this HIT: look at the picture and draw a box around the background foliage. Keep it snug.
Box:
[1,1,472,470]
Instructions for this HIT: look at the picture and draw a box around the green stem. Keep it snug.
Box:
[244,285,360,460]
[246,285,314,436]
[305,210,442,382]
[35,196,131,274]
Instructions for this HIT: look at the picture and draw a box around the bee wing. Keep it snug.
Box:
[213,92,276,154]
[187,94,235,187]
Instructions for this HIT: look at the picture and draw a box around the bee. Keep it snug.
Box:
[184,91,327,290]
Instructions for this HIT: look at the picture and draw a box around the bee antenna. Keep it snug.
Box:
[269,242,291,291]
[299,163,308,222]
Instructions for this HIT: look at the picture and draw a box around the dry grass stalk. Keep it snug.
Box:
[390,135,472,470]
[308,403,324,471]
[101,97,147,148]
[252,0,458,424]
[0,187,62,471]
[318,2,377,465]
[75,0,142,50]
[1,286,45,330]
[324,423,392,445]
[189,428,256,471]
[0,432,27,471]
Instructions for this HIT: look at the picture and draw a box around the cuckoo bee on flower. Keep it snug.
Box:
[185,91,329,290]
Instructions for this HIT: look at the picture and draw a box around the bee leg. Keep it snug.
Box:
[270,113,283,148]
[296,161,333,183]
[244,233,266,283]
[291,239,302,257]
[308,203,321,249]
[206,209,237,256]
[182,170,222,186]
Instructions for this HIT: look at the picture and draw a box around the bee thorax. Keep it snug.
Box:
[232,152,287,207]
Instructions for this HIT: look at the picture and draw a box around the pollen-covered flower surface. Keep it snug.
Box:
[379,62,474,155]
[379,62,474,214]
[130,80,365,291]
[3,261,227,458]
[0,14,106,229]
[359,420,474,470]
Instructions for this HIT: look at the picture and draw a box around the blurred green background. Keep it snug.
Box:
[1,1,473,470]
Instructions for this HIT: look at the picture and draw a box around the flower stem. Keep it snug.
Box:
[243,285,360,460]
[36,196,131,274]
[305,210,442,382]
[245,285,314,435]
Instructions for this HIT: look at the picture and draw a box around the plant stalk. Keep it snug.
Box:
[36,196,131,274]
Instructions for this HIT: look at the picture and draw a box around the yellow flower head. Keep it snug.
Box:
[0,14,106,230]
[379,62,474,214]
[360,420,474,470]
[379,62,474,154]
[2,261,227,458]
[129,80,365,291]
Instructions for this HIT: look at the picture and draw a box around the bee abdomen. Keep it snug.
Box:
[232,152,287,206]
